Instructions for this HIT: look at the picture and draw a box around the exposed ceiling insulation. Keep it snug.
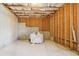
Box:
[3,3,64,18]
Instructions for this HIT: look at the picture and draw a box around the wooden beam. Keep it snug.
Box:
[3,4,19,18]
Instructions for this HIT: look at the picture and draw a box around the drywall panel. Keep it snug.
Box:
[0,4,18,47]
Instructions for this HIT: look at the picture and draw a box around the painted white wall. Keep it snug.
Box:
[0,4,18,47]
[17,23,39,40]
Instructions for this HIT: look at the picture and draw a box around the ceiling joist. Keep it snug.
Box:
[3,3,64,18]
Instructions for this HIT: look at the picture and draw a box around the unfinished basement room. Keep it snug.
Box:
[0,3,79,56]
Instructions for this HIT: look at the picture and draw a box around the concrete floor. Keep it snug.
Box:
[0,40,78,56]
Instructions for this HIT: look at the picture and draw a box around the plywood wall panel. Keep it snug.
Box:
[42,17,50,31]
[18,17,50,31]
[73,3,77,39]
[58,8,62,43]
[57,10,60,43]
[54,12,58,42]
[50,15,55,36]
[49,3,78,52]
[73,3,78,50]
[60,7,64,44]
[64,4,70,47]
[69,4,78,50]
[69,4,74,49]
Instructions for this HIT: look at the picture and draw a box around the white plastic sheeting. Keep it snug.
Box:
[30,32,43,44]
